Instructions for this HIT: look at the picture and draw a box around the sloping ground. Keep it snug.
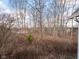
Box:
[0,33,77,59]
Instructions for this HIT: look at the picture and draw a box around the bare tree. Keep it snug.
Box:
[0,13,15,59]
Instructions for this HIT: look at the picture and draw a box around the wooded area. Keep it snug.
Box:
[0,0,78,59]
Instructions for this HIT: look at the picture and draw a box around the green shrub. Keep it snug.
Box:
[27,34,33,43]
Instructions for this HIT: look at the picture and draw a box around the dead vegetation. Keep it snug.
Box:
[0,0,78,59]
[0,32,77,59]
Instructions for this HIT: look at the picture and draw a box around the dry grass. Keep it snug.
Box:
[0,32,77,59]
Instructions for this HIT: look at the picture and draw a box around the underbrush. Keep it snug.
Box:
[7,38,77,59]
[0,33,77,59]
[26,34,34,44]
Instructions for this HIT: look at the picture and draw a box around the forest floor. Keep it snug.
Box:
[1,33,77,59]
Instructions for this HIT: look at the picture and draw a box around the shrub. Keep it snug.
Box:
[27,34,33,43]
